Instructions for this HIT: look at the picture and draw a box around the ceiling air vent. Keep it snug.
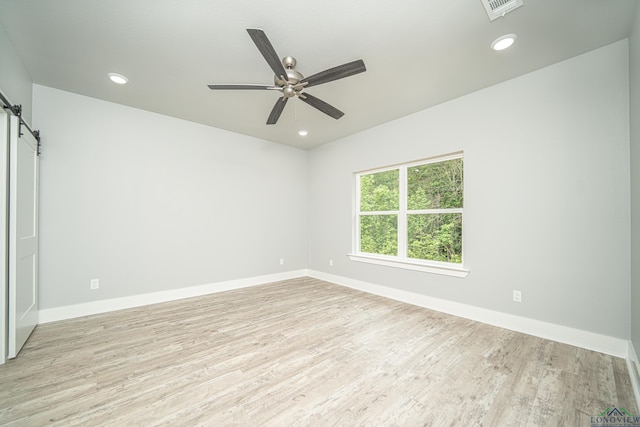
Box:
[482,0,523,21]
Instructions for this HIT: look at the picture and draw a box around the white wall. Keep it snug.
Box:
[308,40,631,339]
[33,85,308,310]
[0,23,32,124]
[630,5,640,354]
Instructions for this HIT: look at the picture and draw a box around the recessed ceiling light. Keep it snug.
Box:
[108,72,128,84]
[491,34,517,51]
[298,130,309,136]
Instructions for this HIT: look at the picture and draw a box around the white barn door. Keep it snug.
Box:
[0,110,8,364]
[7,114,39,359]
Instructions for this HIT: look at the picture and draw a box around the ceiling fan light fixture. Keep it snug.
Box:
[491,34,517,51]
[108,72,128,84]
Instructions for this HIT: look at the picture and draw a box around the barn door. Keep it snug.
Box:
[7,114,39,359]
[0,110,8,364]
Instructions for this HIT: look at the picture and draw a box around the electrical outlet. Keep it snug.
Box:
[279,258,284,265]
[329,259,333,267]
[90,279,99,290]
[513,290,522,302]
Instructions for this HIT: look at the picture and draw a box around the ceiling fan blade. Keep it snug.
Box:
[267,97,288,125]
[208,84,275,90]
[301,59,366,88]
[300,93,344,120]
[247,29,288,79]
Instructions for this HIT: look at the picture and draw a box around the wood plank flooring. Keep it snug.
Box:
[0,277,637,426]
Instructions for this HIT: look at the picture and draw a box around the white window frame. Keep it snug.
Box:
[349,151,469,278]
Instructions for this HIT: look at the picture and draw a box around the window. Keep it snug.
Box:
[350,152,468,277]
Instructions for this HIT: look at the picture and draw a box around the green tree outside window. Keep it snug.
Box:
[357,157,463,264]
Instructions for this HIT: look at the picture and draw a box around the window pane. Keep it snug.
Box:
[359,169,399,212]
[360,215,397,256]
[408,158,463,210]
[407,213,462,263]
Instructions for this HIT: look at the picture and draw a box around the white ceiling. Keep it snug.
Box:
[0,0,637,149]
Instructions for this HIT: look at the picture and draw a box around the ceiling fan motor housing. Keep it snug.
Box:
[275,57,305,98]
[275,58,303,84]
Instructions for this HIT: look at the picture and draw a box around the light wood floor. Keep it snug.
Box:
[0,278,637,426]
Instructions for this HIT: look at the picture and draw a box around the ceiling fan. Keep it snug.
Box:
[208,29,366,125]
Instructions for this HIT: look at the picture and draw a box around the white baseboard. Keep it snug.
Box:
[308,270,629,358]
[38,270,308,324]
[38,268,630,361]
[628,341,640,411]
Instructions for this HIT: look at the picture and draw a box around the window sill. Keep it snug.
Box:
[347,253,470,278]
